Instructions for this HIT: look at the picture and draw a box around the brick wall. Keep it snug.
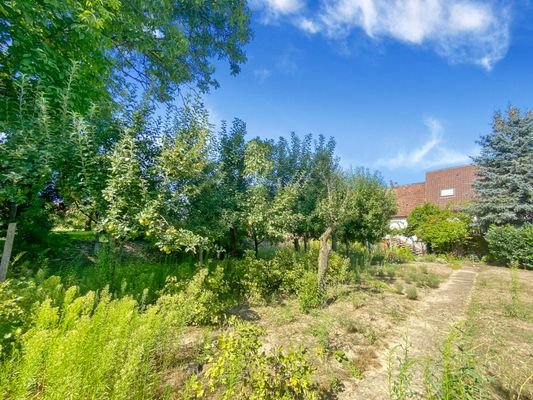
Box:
[392,165,477,217]
[392,182,426,217]
[425,165,477,209]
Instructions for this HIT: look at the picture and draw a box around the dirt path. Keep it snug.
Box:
[342,265,479,399]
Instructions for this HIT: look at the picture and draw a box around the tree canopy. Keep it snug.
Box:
[471,107,533,228]
[0,0,252,109]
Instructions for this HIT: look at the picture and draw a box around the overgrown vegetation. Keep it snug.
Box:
[485,224,533,269]
[406,203,471,254]
[183,319,319,399]
[1,1,531,398]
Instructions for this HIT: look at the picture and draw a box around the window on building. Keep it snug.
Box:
[440,188,454,197]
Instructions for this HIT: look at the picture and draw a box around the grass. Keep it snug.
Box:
[454,265,533,399]
[507,261,523,318]
[388,337,416,400]
[405,286,418,300]
[49,230,97,242]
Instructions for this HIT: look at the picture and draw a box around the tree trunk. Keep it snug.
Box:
[293,237,300,252]
[84,217,92,231]
[198,247,204,265]
[8,203,17,221]
[303,236,309,252]
[93,231,101,254]
[229,227,238,256]
[0,223,16,282]
[344,236,351,258]
[254,234,259,257]
[1,203,18,281]
[317,226,333,289]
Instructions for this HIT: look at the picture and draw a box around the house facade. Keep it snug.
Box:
[390,164,477,229]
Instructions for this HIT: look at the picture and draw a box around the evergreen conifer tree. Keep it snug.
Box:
[472,107,533,228]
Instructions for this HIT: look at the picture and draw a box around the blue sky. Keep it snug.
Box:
[204,0,533,184]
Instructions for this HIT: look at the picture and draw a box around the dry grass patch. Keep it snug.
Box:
[247,263,451,394]
[463,265,533,399]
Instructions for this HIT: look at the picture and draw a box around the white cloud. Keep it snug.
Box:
[297,17,320,34]
[250,0,304,21]
[254,68,272,83]
[254,0,511,70]
[376,118,471,169]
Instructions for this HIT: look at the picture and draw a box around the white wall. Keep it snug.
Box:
[389,218,407,230]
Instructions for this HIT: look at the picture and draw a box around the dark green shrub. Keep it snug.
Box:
[298,271,325,313]
[485,224,533,269]
[162,266,234,324]
[235,249,309,303]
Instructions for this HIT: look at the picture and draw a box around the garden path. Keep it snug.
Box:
[342,265,479,399]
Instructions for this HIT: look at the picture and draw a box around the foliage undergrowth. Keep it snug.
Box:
[0,286,187,399]
[183,318,318,399]
[424,326,489,400]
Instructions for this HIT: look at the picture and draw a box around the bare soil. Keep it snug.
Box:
[347,265,478,399]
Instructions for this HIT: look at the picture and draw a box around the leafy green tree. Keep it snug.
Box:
[471,107,533,228]
[407,204,470,254]
[406,203,441,238]
[1,0,252,110]
[297,135,338,251]
[138,99,211,254]
[59,112,110,231]
[272,133,312,250]
[1,0,252,246]
[0,80,60,242]
[217,119,248,256]
[315,170,354,289]
[337,169,397,253]
[243,138,299,255]
[102,131,147,241]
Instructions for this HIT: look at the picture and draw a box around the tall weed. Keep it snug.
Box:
[0,287,187,399]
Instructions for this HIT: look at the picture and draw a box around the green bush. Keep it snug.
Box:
[407,204,471,254]
[0,274,69,356]
[405,286,418,300]
[412,266,441,289]
[393,281,404,294]
[183,318,318,399]
[234,249,309,303]
[370,246,386,265]
[327,252,352,285]
[386,247,416,264]
[350,242,373,272]
[297,271,325,313]
[485,224,533,269]
[162,266,234,324]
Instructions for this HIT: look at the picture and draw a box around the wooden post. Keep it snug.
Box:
[0,222,16,282]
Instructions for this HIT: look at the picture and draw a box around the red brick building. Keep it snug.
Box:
[390,165,477,229]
